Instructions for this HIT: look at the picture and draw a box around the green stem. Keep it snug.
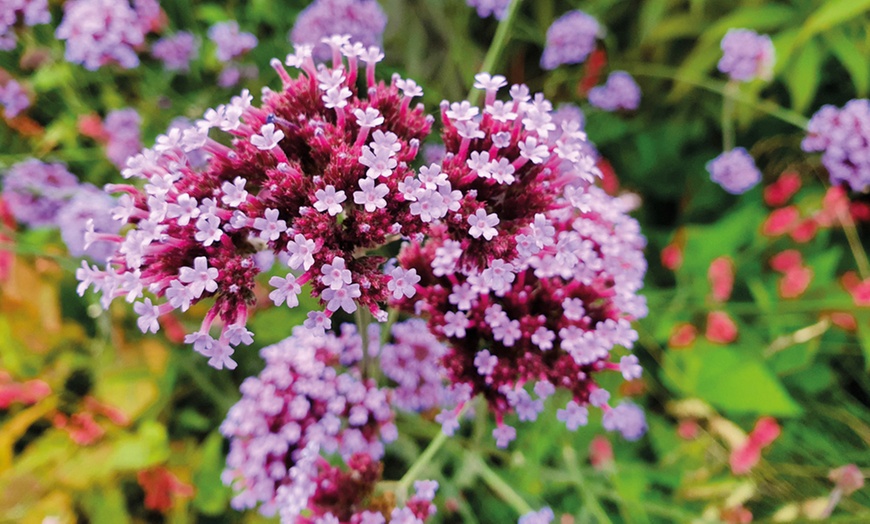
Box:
[178,352,236,414]
[620,62,809,130]
[468,0,525,104]
[837,207,870,280]
[472,453,534,515]
[563,446,614,524]
[395,402,471,503]
[722,81,737,151]
[355,307,372,380]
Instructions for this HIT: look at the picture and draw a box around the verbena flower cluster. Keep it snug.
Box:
[588,71,641,112]
[104,108,143,169]
[717,28,775,82]
[0,79,29,118]
[76,37,432,370]
[707,147,761,195]
[1,159,123,262]
[151,31,199,72]
[56,0,163,70]
[802,99,870,192]
[290,0,387,62]
[379,319,450,412]
[208,21,258,62]
[0,0,50,51]
[392,75,648,446]
[221,326,437,523]
[540,10,601,71]
[466,0,512,20]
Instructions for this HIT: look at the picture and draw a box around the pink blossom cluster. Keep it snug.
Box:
[220,325,436,523]
[55,0,163,70]
[76,37,432,369]
[391,77,648,446]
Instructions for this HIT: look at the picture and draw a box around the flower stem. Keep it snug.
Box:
[355,307,373,380]
[722,80,737,151]
[619,62,809,130]
[395,402,470,503]
[471,453,534,515]
[468,0,525,105]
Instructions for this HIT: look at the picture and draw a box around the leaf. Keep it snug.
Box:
[193,431,231,515]
[80,484,130,524]
[784,38,823,113]
[856,311,870,370]
[824,30,870,96]
[109,420,170,471]
[662,345,801,416]
[795,0,870,47]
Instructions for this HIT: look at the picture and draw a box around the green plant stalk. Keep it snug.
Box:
[355,307,373,380]
[837,206,870,280]
[563,446,614,524]
[468,0,525,104]
[472,453,534,516]
[620,62,809,130]
[722,80,737,151]
[395,402,471,503]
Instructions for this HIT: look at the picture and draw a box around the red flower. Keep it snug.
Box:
[763,171,801,207]
[708,256,734,302]
[137,467,194,513]
[730,417,780,475]
[706,311,737,344]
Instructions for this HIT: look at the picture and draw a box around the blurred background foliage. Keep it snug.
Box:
[2,0,870,522]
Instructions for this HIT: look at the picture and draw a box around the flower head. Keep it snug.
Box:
[718,29,775,82]
[208,21,257,61]
[588,71,641,112]
[706,148,761,195]
[1,159,79,227]
[103,108,143,169]
[802,99,870,191]
[290,0,387,63]
[0,0,51,51]
[0,80,30,118]
[466,0,512,20]
[540,10,601,70]
[151,31,199,72]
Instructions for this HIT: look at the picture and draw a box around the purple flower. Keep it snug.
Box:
[0,80,30,118]
[706,147,761,194]
[540,10,601,70]
[0,0,51,51]
[208,21,257,62]
[380,319,450,412]
[103,108,142,169]
[466,0,511,20]
[1,159,79,227]
[57,184,123,263]
[519,507,555,524]
[718,29,775,82]
[802,99,870,191]
[216,63,258,88]
[151,31,198,72]
[56,0,161,70]
[588,71,641,112]
[289,0,387,62]
[602,401,647,441]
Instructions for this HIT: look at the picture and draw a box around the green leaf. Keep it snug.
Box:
[662,345,801,416]
[823,30,870,96]
[81,485,130,524]
[855,311,870,370]
[109,420,170,471]
[784,38,823,113]
[796,0,870,47]
[193,431,230,515]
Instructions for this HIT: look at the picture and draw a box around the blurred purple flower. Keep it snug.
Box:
[208,21,257,62]
[718,28,775,82]
[803,99,870,191]
[216,63,258,88]
[706,147,761,195]
[57,184,123,263]
[552,103,585,130]
[540,10,600,70]
[56,0,162,70]
[152,31,198,72]
[588,71,641,112]
[1,159,79,227]
[0,80,30,118]
[518,507,555,524]
[602,401,647,441]
[104,108,142,170]
[289,0,387,62]
[466,0,511,20]
[0,0,51,51]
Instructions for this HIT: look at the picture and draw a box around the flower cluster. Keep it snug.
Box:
[0,0,50,51]
[220,326,436,523]
[802,99,870,192]
[379,319,450,412]
[392,79,648,446]
[151,31,199,72]
[1,159,79,227]
[76,37,432,369]
[588,71,641,112]
[290,0,388,62]
[0,79,29,118]
[58,184,123,263]
[103,108,143,169]
[208,21,258,62]
[706,147,761,195]
[540,10,601,71]
[466,0,512,20]
[56,0,163,70]
[717,28,775,82]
